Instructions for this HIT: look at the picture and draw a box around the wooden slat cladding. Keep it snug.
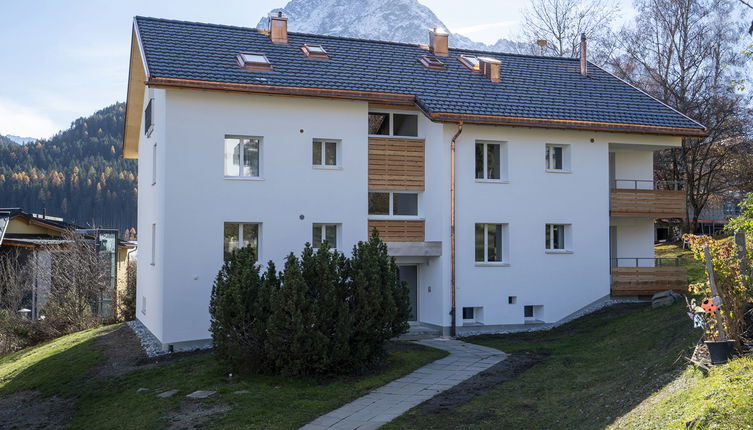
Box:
[610,189,686,218]
[611,267,688,296]
[368,137,425,190]
[368,220,425,242]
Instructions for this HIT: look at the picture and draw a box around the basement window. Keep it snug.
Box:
[419,54,446,70]
[458,54,480,72]
[237,52,273,71]
[302,44,329,59]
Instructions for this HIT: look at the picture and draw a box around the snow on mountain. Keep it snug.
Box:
[4,135,37,145]
[257,0,525,53]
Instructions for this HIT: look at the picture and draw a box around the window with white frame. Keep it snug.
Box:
[475,141,506,180]
[224,136,261,178]
[312,139,339,167]
[545,143,570,171]
[475,223,508,263]
[368,192,419,216]
[312,223,338,248]
[368,112,419,137]
[224,222,259,261]
[545,224,571,251]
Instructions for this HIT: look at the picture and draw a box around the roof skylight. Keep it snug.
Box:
[458,55,480,72]
[419,54,446,71]
[237,52,273,71]
[302,44,329,59]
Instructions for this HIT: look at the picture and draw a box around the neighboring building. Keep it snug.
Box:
[123,16,706,350]
[0,208,135,320]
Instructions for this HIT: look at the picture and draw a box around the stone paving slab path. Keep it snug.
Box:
[300,338,507,430]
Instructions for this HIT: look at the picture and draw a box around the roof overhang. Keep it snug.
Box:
[425,111,708,138]
[122,21,149,159]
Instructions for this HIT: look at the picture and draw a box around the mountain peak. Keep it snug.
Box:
[257,0,522,52]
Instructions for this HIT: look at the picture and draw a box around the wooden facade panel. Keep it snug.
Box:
[368,220,425,242]
[610,189,686,218]
[368,137,425,190]
[611,266,688,296]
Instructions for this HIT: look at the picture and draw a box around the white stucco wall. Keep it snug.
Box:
[135,85,682,345]
[611,218,656,267]
[612,149,655,190]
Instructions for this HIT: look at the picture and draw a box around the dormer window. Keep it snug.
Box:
[237,52,273,71]
[419,55,446,71]
[458,54,480,72]
[302,44,329,59]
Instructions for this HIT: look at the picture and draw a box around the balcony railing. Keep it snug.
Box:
[610,257,688,296]
[610,179,686,218]
[368,219,425,242]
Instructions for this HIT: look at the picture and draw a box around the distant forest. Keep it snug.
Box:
[0,103,137,237]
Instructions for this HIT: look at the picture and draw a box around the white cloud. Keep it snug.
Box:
[0,98,61,139]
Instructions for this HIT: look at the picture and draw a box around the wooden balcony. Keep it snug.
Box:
[611,265,688,296]
[610,180,685,218]
[368,137,424,190]
[368,220,425,242]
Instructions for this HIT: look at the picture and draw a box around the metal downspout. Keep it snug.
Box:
[450,122,463,337]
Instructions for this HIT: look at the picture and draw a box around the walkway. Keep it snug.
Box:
[300,338,507,430]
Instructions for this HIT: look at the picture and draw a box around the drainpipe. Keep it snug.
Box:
[450,122,463,337]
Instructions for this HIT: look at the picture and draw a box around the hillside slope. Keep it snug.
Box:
[0,103,136,234]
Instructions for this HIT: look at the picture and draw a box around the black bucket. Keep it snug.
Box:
[705,340,736,365]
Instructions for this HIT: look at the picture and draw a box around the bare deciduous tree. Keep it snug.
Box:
[609,0,751,233]
[519,0,619,63]
[44,230,113,335]
[0,248,36,353]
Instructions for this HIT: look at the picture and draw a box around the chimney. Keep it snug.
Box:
[429,27,448,57]
[478,57,501,82]
[536,39,547,56]
[269,11,288,44]
[580,33,587,76]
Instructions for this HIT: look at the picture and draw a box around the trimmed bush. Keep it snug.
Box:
[209,232,410,376]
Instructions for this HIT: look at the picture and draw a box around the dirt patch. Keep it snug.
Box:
[164,400,231,430]
[418,350,550,414]
[90,324,151,378]
[0,390,74,430]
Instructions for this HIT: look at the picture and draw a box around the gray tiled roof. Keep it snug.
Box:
[135,16,705,132]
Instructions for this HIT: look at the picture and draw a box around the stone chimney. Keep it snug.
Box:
[429,27,448,57]
[269,12,288,44]
[580,33,587,76]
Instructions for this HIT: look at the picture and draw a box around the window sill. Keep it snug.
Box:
[474,262,511,267]
[545,250,574,254]
[224,176,264,181]
[368,216,424,221]
[367,134,422,139]
[524,319,545,324]
[462,321,484,326]
[545,169,572,174]
[474,179,510,184]
[312,165,342,171]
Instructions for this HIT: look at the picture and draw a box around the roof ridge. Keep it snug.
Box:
[133,16,579,61]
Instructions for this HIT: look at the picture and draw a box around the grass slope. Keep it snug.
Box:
[387,303,700,430]
[610,357,753,429]
[1,326,446,429]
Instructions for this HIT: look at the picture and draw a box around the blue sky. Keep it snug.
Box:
[0,0,627,139]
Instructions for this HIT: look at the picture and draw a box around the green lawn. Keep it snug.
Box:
[387,303,701,430]
[655,242,707,284]
[1,326,447,429]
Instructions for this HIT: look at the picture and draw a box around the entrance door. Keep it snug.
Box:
[398,266,418,321]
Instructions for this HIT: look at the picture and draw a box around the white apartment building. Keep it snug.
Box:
[123,15,705,350]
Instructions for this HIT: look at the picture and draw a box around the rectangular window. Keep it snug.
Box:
[475,223,506,263]
[224,222,259,261]
[312,224,338,248]
[462,307,474,320]
[524,305,534,318]
[545,224,569,250]
[224,136,260,178]
[368,192,419,216]
[312,139,338,167]
[475,141,503,180]
[144,98,154,136]
[150,223,156,265]
[368,112,418,137]
[151,143,157,185]
[545,144,569,171]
